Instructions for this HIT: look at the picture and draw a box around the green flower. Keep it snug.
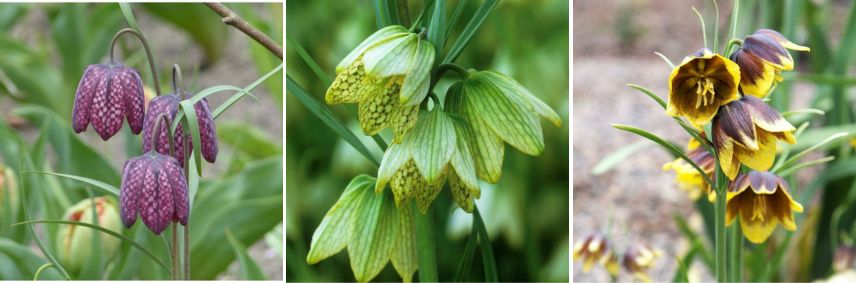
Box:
[446,70,562,183]
[306,175,417,283]
[376,108,481,213]
[56,197,122,275]
[325,25,435,142]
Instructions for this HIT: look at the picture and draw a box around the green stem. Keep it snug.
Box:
[109,28,162,96]
[713,142,728,282]
[728,221,743,282]
[172,223,178,280]
[414,205,438,282]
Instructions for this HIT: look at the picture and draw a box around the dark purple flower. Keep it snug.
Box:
[72,63,145,140]
[120,151,189,235]
[142,93,218,167]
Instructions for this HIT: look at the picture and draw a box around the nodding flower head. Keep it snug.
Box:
[730,29,810,98]
[573,232,617,274]
[726,171,803,243]
[141,93,219,167]
[663,135,716,201]
[120,151,189,235]
[72,63,145,140]
[325,25,435,143]
[666,48,741,127]
[622,242,662,282]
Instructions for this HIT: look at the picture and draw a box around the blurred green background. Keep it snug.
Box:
[0,3,282,280]
[285,0,569,281]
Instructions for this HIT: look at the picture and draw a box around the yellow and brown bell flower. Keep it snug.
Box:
[622,242,662,283]
[662,135,716,201]
[730,29,810,98]
[325,25,435,143]
[726,171,804,243]
[712,95,796,180]
[375,108,480,213]
[666,48,741,127]
[573,232,617,274]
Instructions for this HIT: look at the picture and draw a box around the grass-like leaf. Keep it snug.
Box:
[17,160,71,280]
[613,124,715,187]
[446,0,470,41]
[118,3,142,31]
[225,229,267,280]
[178,100,204,176]
[442,0,498,64]
[427,0,445,61]
[286,75,380,166]
[591,141,652,175]
[453,225,478,282]
[23,171,119,196]
[287,35,331,85]
[13,220,169,272]
[473,206,497,282]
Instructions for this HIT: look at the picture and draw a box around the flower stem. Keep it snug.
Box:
[713,131,728,282]
[109,28,162,96]
[184,224,190,280]
[729,219,743,282]
[413,204,438,282]
[437,63,470,79]
[172,223,178,280]
[172,64,184,96]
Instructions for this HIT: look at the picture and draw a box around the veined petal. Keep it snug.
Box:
[390,203,417,282]
[377,142,411,192]
[411,110,456,185]
[466,76,545,155]
[348,186,397,282]
[390,160,422,208]
[481,71,562,127]
[337,25,409,72]
[414,171,445,214]
[307,175,373,264]
[363,34,418,78]
[399,39,435,106]
[391,105,419,144]
[116,66,145,134]
[449,119,479,193]
[446,83,505,183]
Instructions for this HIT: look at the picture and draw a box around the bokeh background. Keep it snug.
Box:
[0,3,282,280]
[286,0,569,281]
[574,0,854,281]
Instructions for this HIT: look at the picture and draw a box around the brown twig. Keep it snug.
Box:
[204,3,283,60]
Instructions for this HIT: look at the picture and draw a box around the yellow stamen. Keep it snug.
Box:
[695,77,716,108]
[752,195,766,221]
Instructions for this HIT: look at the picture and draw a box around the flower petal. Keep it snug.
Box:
[390,160,421,208]
[166,157,188,225]
[72,64,107,133]
[482,71,562,127]
[358,78,402,135]
[377,142,411,193]
[326,59,379,104]
[399,39,435,106]
[410,110,456,185]
[466,74,545,155]
[194,98,218,163]
[119,157,145,228]
[336,25,408,72]
[733,130,777,172]
[90,68,126,140]
[140,157,167,234]
[363,34,418,78]
[117,66,145,134]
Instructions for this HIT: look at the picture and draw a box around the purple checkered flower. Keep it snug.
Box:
[72,63,145,140]
[141,93,219,167]
[119,151,189,235]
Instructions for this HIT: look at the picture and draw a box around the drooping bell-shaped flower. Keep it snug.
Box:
[666,48,741,127]
[376,108,480,213]
[445,70,562,183]
[663,134,716,201]
[730,29,810,98]
[621,242,662,283]
[726,171,803,243]
[120,151,189,235]
[573,232,618,275]
[325,25,435,143]
[141,93,219,167]
[712,95,796,180]
[72,63,145,140]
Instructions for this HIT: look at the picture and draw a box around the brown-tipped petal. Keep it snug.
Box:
[716,99,759,150]
[731,49,777,98]
[140,156,168,234]
[72,64,107,133]
[114,66,145,134]
[119,158,145,228]
[747,171,779,194]
[90,69,126,140]
[754,29,810,51]
[194,98,219,163]
[743,96,795,133]
[741,35,793,70]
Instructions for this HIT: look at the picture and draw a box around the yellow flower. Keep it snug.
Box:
[325,25,435,142]
[730,29,810,98]
[573,232,615,274]
[726,171,803,243]
[666,48,741,126]
[621,242,662,283]
[663,135,716,201]
[712,95,796,180]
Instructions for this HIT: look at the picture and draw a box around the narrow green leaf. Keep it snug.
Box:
[672,240,702,283]
[286,35,332,86]
[777,156,836,177]
[453,228,478,282]
[225,229,267,280]
[778,132,848,171]
[16,162,70,280]
[613,124,715,186]
[23,171,119,196]
[372,0,394,28]
[627,84,667,109]
[673,213,715,270]
[442,0,498,64]
[427,0,446,60]
[591,141,652,175]
[118,3,141,31]
[473,206,497,281]
[446,0,470,41]
[13,220,169,272]
[187,153,200,215]
[286,75,380,166]
[179,100,204,176]
[410,0,436,30]
[33,263,56,281]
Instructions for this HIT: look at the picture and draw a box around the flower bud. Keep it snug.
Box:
[0,165,19,223]
[56,197,122,274]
